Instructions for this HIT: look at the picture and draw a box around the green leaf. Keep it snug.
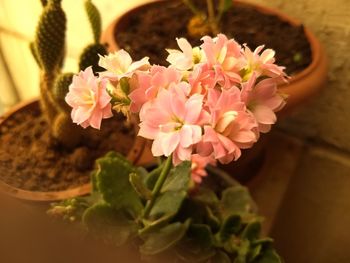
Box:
[140,219,191,255]
[188,224,213,249]
[145,161,191,224]
[205,206,221,230]
[91,170,98,193]
[129,172,152,200]
[233,239,250,263]
[247,244,262,262]
[192,187,219,206]
[140,213,175,236]
[139,162,191,235]
[254,249,282,263]
[177,249,215,263]
[150,191,187,220]
[175,224,215,262]
[162,161,191,192]
[220,186,255,219]
[83,202,137,246]
[140,190,187,236]
[219,214,241,242]
[209,250,231,263]
[144,165,163,190]
[252,238,274,247]
[242,221,262,241]
[95,152,143,218]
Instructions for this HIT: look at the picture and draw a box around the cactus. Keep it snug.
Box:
[31,0,106,148]
[40,0,48,7]
[53,72,74,112]
[52,113,81,148]
[29,42,42,69]
[80,0,107,74]
[79,43,107,74]
[35,0,66,73]
[39,73,58,122]
[85,0,102,43]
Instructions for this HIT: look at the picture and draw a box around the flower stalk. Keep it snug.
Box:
[206,0,219,35]
[143,155,173,218]
[182,0,203,18]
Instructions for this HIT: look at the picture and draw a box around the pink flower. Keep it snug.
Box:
[166,38,202,71]
[98,49,150,80]
[129,65,182,113]
[201,34,244,88]
[198,88,258,164]
[241,74,286,133]
[188,63,216,96]
[138,85,209,165]
[241,45,287,81]
[65,67,113,129]
[191,154,216,184]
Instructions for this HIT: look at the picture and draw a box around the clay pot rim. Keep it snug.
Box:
[103,0,320,86]
[0,99,146,202]
[236,0,322,88]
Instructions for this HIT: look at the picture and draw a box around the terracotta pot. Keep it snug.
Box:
[101,0,328,115]
[0,99,146,202]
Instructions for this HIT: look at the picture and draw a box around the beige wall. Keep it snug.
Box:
[247,0,350,150]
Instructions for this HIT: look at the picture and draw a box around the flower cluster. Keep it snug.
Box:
[66,34,287,183]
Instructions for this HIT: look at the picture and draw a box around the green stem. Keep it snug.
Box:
[147,163,164,178]
[143,155,173,218]
[206,0,219,35]
[182,0,203,17]
[217,0,224,23]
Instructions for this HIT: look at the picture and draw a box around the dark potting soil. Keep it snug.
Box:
[115,0,312,76]
[0,104,135,192]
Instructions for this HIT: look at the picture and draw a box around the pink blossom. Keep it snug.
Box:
[129,65,182,113]
[98,49,150,80]
[198,88,258,164]
[201,34,244,88]
[138,85,209,165]
[166,38,202,70]
[188,63,217,96]
[241,45,287,81]
[65,67,113,129]
[241,74,286,133]
[191,154,216,184]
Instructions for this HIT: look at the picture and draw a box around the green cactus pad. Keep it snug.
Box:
[53,72,74,112]
[39,73,58,121]
[29,41,41,68]
[35,0,66,73]
[79,43,107,74]
[85,0,102,43]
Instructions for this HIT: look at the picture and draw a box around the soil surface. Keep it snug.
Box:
[115,0,312,75]
[0,103,135,192]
